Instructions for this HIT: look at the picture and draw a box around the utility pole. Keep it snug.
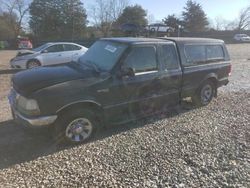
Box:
[178,25,181,37]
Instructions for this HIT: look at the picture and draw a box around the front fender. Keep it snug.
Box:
[56,100,103,114]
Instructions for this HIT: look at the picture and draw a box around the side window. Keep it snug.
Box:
[123,46,157,73]
[63,44,73,51]
[64,44,81,51]
[71,45,81,51]
[185,45,206,65]
[46,45,64,53]
[206,45,224,60]
[161,44,179,70]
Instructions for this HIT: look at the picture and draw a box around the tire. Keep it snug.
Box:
[150,28,156,32]
[192,80,216,106]
[54,109,97,146]
[27,60,41,69]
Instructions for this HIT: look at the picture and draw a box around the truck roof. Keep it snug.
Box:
[101,37,224,44]
[101,37,170,44]
[159,37,224,44]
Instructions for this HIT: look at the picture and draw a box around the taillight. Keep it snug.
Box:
[228,64,232,76]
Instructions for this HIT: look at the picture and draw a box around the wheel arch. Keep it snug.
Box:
[26,58,41,68]
[199,74,218,97]
[201,74,218,87]
[56,101,104,122]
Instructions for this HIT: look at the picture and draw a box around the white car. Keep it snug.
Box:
[146,23,174,33]
[234,34,250,42]
[10,42,88,69]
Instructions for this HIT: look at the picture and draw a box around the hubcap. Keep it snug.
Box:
[66,118,93,142]
[201,84,213,104]
[28,62,39,68]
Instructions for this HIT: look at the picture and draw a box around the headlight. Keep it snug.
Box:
[15,57,26,61]
[17,96,40,115]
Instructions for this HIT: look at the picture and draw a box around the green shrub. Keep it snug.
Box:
[0,41,4,50]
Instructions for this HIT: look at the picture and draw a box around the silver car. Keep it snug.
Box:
[233,34,250,42]
[10,42,88,69]
[146,23,174,33]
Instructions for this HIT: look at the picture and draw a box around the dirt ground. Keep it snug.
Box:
[0,50,16,70]
[226,43,250,60]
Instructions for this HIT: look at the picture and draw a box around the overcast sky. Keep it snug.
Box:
[84,0,250,23]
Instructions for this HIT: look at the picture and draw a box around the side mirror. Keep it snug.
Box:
[42,49,48,53]
[118,67,135,78]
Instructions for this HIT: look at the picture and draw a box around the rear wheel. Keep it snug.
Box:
[150,28,156,32]
[192,81,216,106]
[54,109,97,145]
[167,29,172,33]
[27,60,41,69]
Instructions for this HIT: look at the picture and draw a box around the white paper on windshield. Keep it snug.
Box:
[105,45,117,53]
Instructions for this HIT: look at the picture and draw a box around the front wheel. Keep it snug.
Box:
[27,60,41,69]
[192,81,216,106]
[54,109,97,145]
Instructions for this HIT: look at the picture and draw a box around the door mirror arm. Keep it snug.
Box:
[117,67,135,79]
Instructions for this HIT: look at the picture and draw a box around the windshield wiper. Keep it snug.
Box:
[78,60,101,73]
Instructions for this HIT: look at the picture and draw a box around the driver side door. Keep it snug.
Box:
[40,44,66,66]
[105,44,162,123]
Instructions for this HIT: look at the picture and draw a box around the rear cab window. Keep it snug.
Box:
[159,43,180,70]
[206,45,225,61]
[184,44,225,66]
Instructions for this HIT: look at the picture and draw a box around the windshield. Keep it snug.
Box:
[79,41,128,71]
[32,43,51,52]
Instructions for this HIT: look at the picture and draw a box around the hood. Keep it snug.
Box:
[12,63,99,95]
[11,50,37,62]
[17,50,35,57]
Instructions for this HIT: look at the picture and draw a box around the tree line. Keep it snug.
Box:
[0,0,249,41]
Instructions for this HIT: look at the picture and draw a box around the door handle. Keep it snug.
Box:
[155,77,161,80]
[171,75,179,80]
[153,77,161,83]
[58,54,62,56]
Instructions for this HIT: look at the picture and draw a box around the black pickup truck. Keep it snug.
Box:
[8,37,231,144]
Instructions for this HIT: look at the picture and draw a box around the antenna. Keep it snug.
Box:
[71,0,75,42]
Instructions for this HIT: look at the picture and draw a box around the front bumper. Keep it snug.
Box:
[18,111,57,127]
[8,89,57,127]
[12,108,57,127]
[10,59,27,69]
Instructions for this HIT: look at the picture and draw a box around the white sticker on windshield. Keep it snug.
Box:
[105,45,117,53]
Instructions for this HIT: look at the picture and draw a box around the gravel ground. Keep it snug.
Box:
[0,45,249,187]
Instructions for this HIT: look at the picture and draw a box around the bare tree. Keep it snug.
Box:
[213,16,235,31]
[89,0,129,36]
[214,16,225,30]
[237,6,250,30]
[225,21,238,31]
[147,13,155,24]
[1,0,30,37]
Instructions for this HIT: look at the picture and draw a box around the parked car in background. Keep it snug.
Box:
[10,42,88,69]
[146,23,174,33]
[17,38,33,49]
[234,34,250,42]
[8,37,231,144]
